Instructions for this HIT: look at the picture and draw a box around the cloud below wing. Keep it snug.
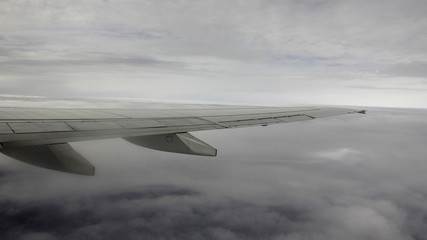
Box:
[1,106,427,240]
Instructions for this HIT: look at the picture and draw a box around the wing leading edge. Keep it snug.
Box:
[0,106,365,175]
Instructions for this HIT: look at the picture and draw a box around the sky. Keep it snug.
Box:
[1,1,427,240]
[0,0,426,107]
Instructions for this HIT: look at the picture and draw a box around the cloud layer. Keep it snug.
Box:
[1,1,427,239]
[1,101,427,240]
[0,0,426,107]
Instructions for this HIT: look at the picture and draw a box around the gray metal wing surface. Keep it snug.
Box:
[0,106,365,175]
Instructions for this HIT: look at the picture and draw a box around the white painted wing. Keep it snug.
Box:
[0,106,365,175]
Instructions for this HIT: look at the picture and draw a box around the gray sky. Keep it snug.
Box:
[1,0,427,107]
[1,1,427,239]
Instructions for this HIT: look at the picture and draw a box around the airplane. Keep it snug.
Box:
[0,106,365,176]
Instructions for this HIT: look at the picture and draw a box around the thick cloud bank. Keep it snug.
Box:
[1,106,427,240]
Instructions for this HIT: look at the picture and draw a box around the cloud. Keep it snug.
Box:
[18,232,56,240]
[1,104,427,239]
[319,206,405,240]
[0,0,426,107]
[0,55,180,68]
[383,62,427,79]
[0,184,312,240]
[0,0,426,237]
[313,148,361,161]
[347,85,427,92]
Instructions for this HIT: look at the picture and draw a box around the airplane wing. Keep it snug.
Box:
[0,106,365,175]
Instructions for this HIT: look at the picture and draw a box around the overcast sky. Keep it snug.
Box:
[1,0,426,107]
[1,1,427,240]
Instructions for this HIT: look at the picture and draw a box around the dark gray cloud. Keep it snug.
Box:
[1,106,427,240]
[1,186,309,240]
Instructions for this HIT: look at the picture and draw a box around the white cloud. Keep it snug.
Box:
[313,148,360,161]
[322,206,406,240]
